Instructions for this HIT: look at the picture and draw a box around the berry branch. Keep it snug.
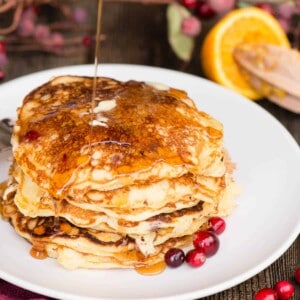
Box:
[0,1,99,80]
[0,0,73,34]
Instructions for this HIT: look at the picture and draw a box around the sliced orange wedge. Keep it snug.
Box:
[201,7,290,100]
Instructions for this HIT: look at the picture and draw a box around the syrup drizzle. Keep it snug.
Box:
[30,241,47,260]
[135,261,167,276]
[53,199,60,232]
[89,0,104,154]
[51,0,104,228]
[0,181,7,218]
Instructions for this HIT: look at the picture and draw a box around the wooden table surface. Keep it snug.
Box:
[1,2,299,300]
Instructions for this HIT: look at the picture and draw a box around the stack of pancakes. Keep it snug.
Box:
[1,76,238,270]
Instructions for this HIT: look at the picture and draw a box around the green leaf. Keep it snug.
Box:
[236,2,251,8]
[166,4,195,62]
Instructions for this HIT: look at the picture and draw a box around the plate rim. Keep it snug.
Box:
[0,63,299,300]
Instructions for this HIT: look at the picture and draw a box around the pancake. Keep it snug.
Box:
[1,75,239,271]
[12,76,226,199]
[12,162,226,220]
[6,164,237,256]
[2,192,193,269]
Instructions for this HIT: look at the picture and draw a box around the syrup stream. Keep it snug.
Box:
[53,0,104,231]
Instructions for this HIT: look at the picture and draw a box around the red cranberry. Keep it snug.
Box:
[0,41,6,53]
[186,248,206,267]
[34,24,50,40]
[0,70,4,81]
[72,7,87,24]
[209,216,226,235]
[18,18,35,37]
[254,288,278,300]
[82,35,93,48]
[207,0,235,14]
[181,16,202,37]
[196,1,216,19]
[274,280,294,300]
[164,248,185,268]
[181,0,197,10]
[193,230,219,257]
[295,267,300,284]
[24,130,41,141]
[51,32,64,48]
[256,3,275,16]
[0,53,8,66]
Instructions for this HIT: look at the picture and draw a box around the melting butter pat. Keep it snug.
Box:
[93,99,116,113]
[51,76,83,85]
[146,82,169,91]
[90,118,108,127]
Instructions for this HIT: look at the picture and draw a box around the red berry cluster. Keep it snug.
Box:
[16,5,93,51]
[164,217,300,300]
[181,0,235,18]
[253,267,300,299]
[0,4,92,81]
[180,0,236,37]
[179,1,300,46]
[164,216,225,268]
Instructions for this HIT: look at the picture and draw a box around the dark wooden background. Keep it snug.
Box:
[1,1,299,299]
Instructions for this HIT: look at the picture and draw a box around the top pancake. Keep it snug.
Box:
[12,76,225,198]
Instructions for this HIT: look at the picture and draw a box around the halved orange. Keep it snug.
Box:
[201,7,290,100]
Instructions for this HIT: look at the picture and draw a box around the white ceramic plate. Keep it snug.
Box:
[0,64,299,300]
